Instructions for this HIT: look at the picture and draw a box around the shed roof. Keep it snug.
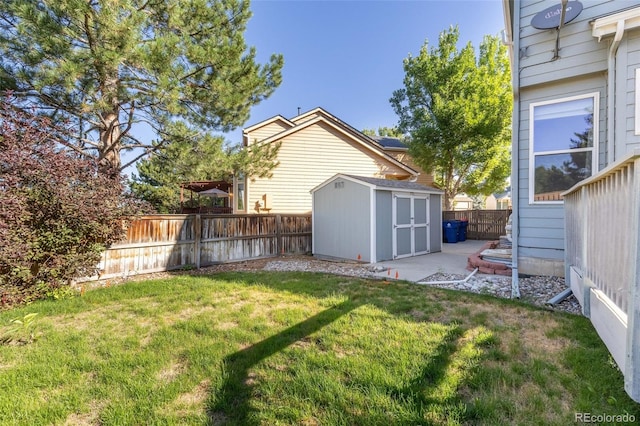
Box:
[311,174,442,194]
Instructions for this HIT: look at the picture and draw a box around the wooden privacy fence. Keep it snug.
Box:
[442,210,512,240]
[90,214,312,280]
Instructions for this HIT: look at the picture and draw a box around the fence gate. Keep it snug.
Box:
[393,194,430,259]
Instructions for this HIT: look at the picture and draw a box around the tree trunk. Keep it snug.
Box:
[444,192,454,211]
[99,110,121,172]
[98,73,122,173]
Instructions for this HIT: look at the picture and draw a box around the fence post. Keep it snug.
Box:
[194,214,201,269]
[276,214,282,255]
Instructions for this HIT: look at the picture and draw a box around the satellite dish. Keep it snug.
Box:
[531,1,583,29]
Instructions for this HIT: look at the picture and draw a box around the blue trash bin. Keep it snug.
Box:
[442,220,460,243]
[458,219,468,242]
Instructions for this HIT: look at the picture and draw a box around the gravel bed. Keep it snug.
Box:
[107,255,582,316]
[257,256,580,315]
[419,272,582,315]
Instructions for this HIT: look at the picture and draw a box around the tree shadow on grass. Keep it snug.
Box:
[202,271,493,425]
[206,299,360,425]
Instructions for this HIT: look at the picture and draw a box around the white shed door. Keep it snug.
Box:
[393,194,430,259]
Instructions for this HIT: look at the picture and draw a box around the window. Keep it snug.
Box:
[529,93,598,204]
[234,174,246,212]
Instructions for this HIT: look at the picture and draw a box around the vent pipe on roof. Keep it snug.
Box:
[297,107,301,116]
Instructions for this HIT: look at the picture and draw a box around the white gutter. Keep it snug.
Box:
[606,20,625,164]
[592,7,640,164]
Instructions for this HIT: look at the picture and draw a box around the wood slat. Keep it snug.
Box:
[442,210,512,240]
[86,214,312,281]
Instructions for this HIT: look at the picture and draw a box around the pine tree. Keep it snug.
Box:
[0,0,283,172]
[130,124,279,212]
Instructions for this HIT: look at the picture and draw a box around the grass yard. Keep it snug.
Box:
[0,271,638,425]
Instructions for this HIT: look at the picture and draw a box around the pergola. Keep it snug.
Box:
[179,180,233,213]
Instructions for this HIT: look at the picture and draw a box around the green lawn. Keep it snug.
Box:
[0,271,638,425]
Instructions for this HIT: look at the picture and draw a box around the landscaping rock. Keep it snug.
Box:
[106,254,582,316]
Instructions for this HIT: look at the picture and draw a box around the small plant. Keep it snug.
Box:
[607,354,622,373]
[36,282,77,301]
[0,313,39,345]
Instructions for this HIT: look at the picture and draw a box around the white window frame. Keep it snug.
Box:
[635,68,640,135]
[529,92,599,205]
[233,174,247,213]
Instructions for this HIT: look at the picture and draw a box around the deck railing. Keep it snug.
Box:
[564,148,640,402]
[83,214,312,281]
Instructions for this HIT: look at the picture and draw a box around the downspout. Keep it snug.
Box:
[606,20,626,164]
[510,0,521,299]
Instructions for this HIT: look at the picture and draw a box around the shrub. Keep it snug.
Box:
[0,97,148,307]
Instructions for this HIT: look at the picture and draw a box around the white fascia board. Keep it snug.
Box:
[592,7,640,41]
[243,115,294,133]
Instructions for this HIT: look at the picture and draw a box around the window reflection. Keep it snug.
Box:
[531,94,597,203]
[534,152,592,201]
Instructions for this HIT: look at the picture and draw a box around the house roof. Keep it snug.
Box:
[493,188,511,200]
[243,114,294,134]
[311,173,442,194]
[371,136,407,150]
[245,107,419,177]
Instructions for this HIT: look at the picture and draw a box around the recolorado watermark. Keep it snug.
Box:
[575,412,636,423]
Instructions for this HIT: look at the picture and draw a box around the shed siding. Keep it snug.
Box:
[313,179,371,262]
[247,122,410,213]
[429,194,442,253]
[375,191,393,261]
[246,121,291,144]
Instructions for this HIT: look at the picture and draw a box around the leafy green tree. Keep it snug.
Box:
[362,127,404,138]
[130,124,279,213]
[0,0,283,172]
[390,27,511,209]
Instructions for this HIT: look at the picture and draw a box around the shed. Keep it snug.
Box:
[311,174,443,262]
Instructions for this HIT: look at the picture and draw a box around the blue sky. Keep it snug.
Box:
[238,0,506,134]
[127,0,506,175]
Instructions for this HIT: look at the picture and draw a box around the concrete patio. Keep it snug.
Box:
[371,239,491,282]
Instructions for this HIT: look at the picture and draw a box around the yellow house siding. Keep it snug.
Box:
[247,122,410,213]
[246,121,291,143]
[387,151,435,187]
[291,111,323,124]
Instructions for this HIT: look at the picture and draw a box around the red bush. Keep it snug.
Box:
[0,98,147,306]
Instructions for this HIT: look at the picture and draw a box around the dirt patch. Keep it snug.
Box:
[62,401,104,426]
[215,321,238,330]
[494,309,570,360]
[408,308,427,320]
[158,379,211,419]
[156,359,185,382]
[173,379,211,407]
